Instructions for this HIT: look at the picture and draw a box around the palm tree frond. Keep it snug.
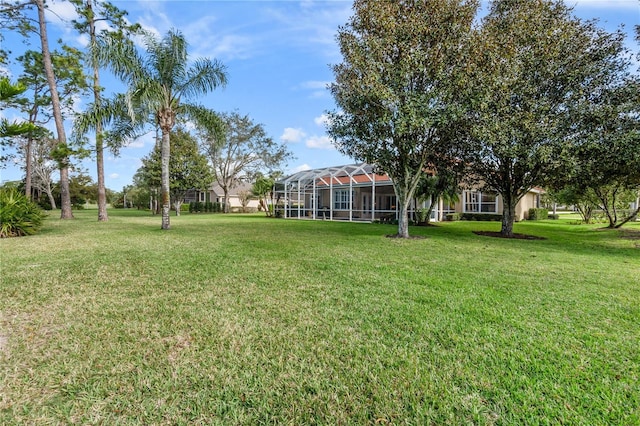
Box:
[182,104,226,140]
[180,58,228,99]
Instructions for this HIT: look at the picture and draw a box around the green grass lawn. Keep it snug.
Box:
[1,210,638,425]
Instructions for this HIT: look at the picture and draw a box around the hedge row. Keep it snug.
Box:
[189,201,225,213]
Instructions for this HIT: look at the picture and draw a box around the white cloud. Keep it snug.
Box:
[45,0,79,26]
[200,34,256,61]
[281,127,306,143]
[305,135,334,150]
[301,80,330,90]
[123,130,155,149]
[314,113,331,127]
[76,33,90,47]
[289,163,312,174]
[183,16,251,60]
[108,173,119,179]
[263,2,351,59]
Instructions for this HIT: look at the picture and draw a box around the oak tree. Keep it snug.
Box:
[327,0,477,237]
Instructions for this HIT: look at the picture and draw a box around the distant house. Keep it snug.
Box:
[184,181,260,212]
[275,163,542,222]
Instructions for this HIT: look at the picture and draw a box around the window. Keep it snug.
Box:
[465,191,497,213]
[333,190,353,210]
[199,191,206,202]
[480,193,497,212]
[465,191,478,212]
[375,195,397,211]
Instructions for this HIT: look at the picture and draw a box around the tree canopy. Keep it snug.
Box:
[462,0,637,235]
[82,28,227,229]
[202,111,292,213]
[136,128,212,215]
[327,0,478,238]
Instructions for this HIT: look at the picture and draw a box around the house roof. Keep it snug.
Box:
[209,181,254,196]
[277,163,392,188]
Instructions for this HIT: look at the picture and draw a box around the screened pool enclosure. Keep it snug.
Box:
[274,163,449,222]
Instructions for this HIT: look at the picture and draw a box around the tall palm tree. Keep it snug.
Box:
[79,29,227,229]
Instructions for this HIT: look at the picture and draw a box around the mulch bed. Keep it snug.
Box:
[472,231,546,240]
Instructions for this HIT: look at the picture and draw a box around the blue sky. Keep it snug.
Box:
[1,0,638,189]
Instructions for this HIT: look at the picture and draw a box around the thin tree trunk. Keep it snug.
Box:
[223,188,229,213]
[25,101,39,199]
[160,128,171,229]
[595,187,617,228]
[46,186,57,209]
[614,205,640,229]
[36,0,73,219]
[25,136,33,199]
[88,0,108,222]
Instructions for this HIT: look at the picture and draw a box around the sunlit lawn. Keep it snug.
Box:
[1,209,638,424]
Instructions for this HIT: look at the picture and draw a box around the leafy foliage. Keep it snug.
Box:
[0,186,45,237]
[252,175,276,217]
[202,111,291,213]
[464,0,634,236]
[136,128,212,215]
[69,0,142,222]
[88,28,227,229]
[328,0,477,237]
[558,66,640,228]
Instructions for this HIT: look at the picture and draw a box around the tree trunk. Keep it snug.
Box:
[223,188,229,213]
[174,200,182,216]
[394,185,410,237]
[595,187,617,228]
[36,0,73,219]
[614,205,640,229]
[25,136,33,199]
[88,0,108,222]
[423,192,442,224]
[501,194,517,237]
[160,127,171,229]
[45,184,57,210]
[397,202,410,238]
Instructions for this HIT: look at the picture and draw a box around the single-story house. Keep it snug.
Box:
[184,181,260,211]
[274,163,542,222]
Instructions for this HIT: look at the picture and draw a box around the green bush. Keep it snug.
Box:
[212,202,224,213]
[461,213,502,221]
[446,213,461,221]
[416,208,429,223]
[0,187,46,238]
[528,208,549,220]
[190,201,205,213]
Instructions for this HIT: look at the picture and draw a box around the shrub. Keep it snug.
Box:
[446,213,461,221]
[416,208,429,223]
[549,214,559,220]
[189,201,203,213]
[212,202,224,213]
[528,208,549,220]
[461,213,502,221]
[0,187,46,238]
